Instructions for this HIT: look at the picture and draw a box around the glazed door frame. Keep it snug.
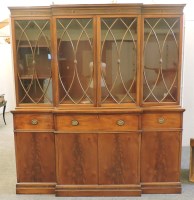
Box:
[97,15,141,107]
[11,16,53,107]
[141,14,184,106]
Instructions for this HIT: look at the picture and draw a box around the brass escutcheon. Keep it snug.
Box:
[158,117,165,124]
[31,119,38,125]
[72,120,79,126]
[117,119,125,126]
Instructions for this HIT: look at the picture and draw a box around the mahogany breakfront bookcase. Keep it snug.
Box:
[10,4,185,197]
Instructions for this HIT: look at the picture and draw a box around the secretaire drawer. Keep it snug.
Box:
[55,114,99,131]
[98,114,139,131]
[13,113,53,130]
[55,114,139,132]
[142,113,182,129]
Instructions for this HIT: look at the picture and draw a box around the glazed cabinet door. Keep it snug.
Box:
[56,16,139,106]
[100,17,138,105]
[143,17,181,104]
[56,18,94,105]
[13,19,52,105]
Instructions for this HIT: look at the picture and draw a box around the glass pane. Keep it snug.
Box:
[101,18,137,104]
[57,18,93,104]
[143,18,180,103]
[15,20,52,104]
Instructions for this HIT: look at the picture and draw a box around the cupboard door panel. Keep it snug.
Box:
[98,133,140,184]
[56,133,98,184]
[15,132,56,182]
[141,131,181,182]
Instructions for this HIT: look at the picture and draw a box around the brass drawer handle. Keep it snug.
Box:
[158,117,165,124]
[31,119,38,125]
[72,120,79,126]
[117,120,125,126]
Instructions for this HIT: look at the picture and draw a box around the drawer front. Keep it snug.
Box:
[14,113,53,130]
[55,114,139,132]
[142,113,182,129]
[55,114,98,132]
[98,114,139,131]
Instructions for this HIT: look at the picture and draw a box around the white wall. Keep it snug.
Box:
[0,0,194,146]
[182,21,194,146]
[182,1,194,146]
[0,44,15,114]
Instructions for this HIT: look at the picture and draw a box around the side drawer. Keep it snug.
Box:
[55,114,139,132]
[13,113,53,130]
[142,113,182,129]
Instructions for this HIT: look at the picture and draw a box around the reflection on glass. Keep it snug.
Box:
[143,18,180,103]
[16,20,52,104]
[57,18,93,104]
[101,18,137,104]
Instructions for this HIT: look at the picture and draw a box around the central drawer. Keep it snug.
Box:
[55,114,139,132]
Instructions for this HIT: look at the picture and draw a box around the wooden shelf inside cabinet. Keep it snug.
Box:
[18,45,50,48]
[20,75,51,79]
[144,66,177,73]
[16,40,50,48]
[58,58,66,61]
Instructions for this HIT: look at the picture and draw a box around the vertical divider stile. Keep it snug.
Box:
[52,16,59,107]
[96,16,101,107]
